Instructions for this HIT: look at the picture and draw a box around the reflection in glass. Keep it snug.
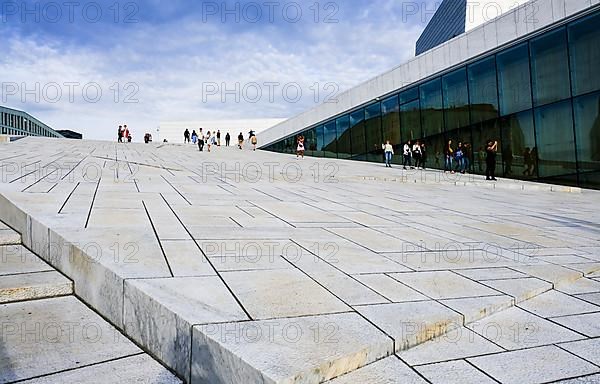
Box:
[573,91,600,186]
[568,12,600,97]
[534,100,577,179]
[420,79,443,137]
[400,100,420,143]
[323,121,337,158]
[336,115,351,159]
[500,111,536,178]
[314,125,325,157]
[350,109,366,160]
[304,128,317,156]
[365,102,383,162]
[530,28,571,107]
[443,68,470,131]
[497,43,532,115]
[468,56,499,123]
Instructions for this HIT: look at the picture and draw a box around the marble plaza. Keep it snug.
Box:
[1,137,600,383]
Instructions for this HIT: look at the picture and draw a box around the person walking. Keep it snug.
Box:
[382,140,394,168]
[118,125,123,143]
[217,130,221,146]
[251,134,258,151]
[413,140,422,169]
[191,130,198,145]
[184,129,190,143]
[403,140,413,170]
[198,129,205,152]
[238,133,244,149]
[225,132,231,147]
[297,135,305,159]
[420,142,427,170]
[486,140,498,181]
[445,140,454,173]
[206,131,213,152]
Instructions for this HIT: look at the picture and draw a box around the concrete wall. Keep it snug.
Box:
[259,0,599,148]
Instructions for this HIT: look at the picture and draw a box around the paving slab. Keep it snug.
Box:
[0,228,20,245]
[389,271,500,300]
[191,312,393,384]
[441,295,514,323]
[398,326,503,366]
[467,307,583,350]
[0,270,72,303]
[559,278,600,295]
[220,268,351,319]
[0,296,141,383]
[518,290,600,318]
[327,356,427,384]
[354,274,429,303]
[0,245,53,275]
[482,277,553,303]
[18,354,182,383]
[560,338,600,366]
[551,312,600,337]
[123,276,249,379]
[355,301,463,352]
[468,346,599,384]
[415,360,498,384]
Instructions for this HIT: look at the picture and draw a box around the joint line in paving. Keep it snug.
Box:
[159,193,253,320]
[84,177,101,229]
[142,200,174,277]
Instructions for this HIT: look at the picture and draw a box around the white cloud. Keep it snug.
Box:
[0,2,427,141]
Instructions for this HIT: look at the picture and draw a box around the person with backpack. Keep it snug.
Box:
[198,128,205,151]
[238,133,244,149]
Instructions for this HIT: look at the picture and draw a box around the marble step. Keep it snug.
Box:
[0,227,21,245]
[0,296,181,384]
[0,270,73,304]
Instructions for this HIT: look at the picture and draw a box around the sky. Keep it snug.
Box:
[0,0,440,141]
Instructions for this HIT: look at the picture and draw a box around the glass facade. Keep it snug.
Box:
[0,106,62,138]
[265,9,600,189]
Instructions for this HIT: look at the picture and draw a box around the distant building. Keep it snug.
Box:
[0,105,64,138]
[57,130,83,139]
[416,0,530,55]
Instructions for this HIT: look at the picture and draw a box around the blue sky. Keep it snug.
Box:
[0,0,440,140]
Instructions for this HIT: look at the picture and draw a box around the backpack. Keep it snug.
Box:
[251,136,257,145]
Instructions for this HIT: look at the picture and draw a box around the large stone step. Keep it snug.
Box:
[0,243,73,304]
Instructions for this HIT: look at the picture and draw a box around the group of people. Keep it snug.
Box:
[444,140,472,174]
[117,125,132,143]
[184,129,258,152]
[382,138,501,181]
[382,140,427,169]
